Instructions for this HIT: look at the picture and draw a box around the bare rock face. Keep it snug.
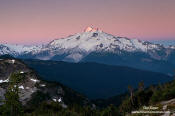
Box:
[0,59,29,80]
[0,58,40,104]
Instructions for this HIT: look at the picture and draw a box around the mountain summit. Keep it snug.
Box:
[84,26,101,32]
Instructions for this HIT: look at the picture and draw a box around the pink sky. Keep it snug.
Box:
[0,0,175,44]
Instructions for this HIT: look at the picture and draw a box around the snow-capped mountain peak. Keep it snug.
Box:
[41,28,170,62]
[48,29,159,53]
[0,27,175,63]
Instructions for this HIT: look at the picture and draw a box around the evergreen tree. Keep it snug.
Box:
[128,85,134,105]
[138,81,144,92]
[2,72,24,116]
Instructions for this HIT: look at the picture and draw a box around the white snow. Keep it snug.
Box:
[130,39,147,51]
[65,53,83,62]
[52,98,62,102]
[53,99,57,102]
[170,46,175,49]
[11,60,15,64]
[0,44,42,56]
[3,44,42,54]
[0,79,9,83]
[48,30,160,54]
[7,59,15,64]
[46,30,165,61]
[40,84,46,87]
[20,71,24,74]
[58,98,62,102]
[0,44,17,55]
[18,85,24,89]
[30,78,39,83]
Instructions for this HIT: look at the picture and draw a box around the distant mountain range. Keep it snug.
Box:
[151,40,175,47]
[23,59,173,99]
[0,27,175,75]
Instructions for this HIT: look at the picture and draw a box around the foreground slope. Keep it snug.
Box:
[119,76,175,116]
[23,59,173,99]
[0,58,90,107]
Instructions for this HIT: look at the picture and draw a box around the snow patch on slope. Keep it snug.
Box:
[0,79,9,83]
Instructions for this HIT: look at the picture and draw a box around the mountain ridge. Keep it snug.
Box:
[1,27,175,75]
[23,59,173,99]
[1,27,175,58]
